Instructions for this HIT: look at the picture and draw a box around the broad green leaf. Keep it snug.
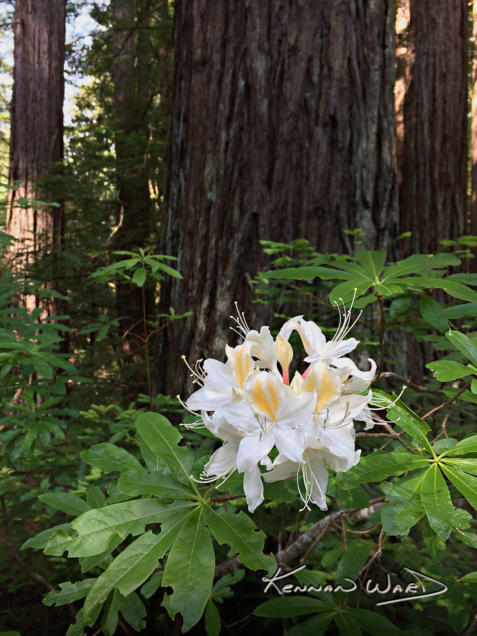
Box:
[65,500,187,557]
[461,572,477,584]
[43,579,95,606]
[117,469,195,500]
[140,571,162,599]
[285,613,334,636]
[446,329,477,365]
[346,608,401,635]
[40,492,91,516]
[116,591,146,631]
[162,510,215,632]
[382,253,460,281]
[132,267,147,287]
[136,412,194,485]
[31,354,54,379]
[155,262,183,279]
[377,393,433,453]
[398,276,477,303]
[83,523,186,619]
[335,540,373,581]
[335,611,363,636]
[329,278,372,305]
[440,435,477,457]
[419,465,454,540]
[441,464,477,510]
[336,452,430,489]
[81,443,142,473]
[204,600,221,636]
[381,497,425,536]
[21,523,71,550]
[261,265,350,281]
[419,296,448,332]
[426,360,471,382]
[86,485,106,508]
[253,597,330,617]
[443,303,477,319]
[355,250,386,278]
[101,589,120,636]
[44,528,122,559]
[204,508,275,572]
[448,583,469,633]
[442,457,477,475]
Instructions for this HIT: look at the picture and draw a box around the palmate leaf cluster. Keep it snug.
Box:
[6,238,477,635]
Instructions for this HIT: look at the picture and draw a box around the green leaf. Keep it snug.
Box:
[81,443,142,474]
[335,452,430,489]
[335,540,373,581]
[31,354,54,379]
[83,523,185,619]
[426,360,472,382]
[205,600,221,636]
[419,296,448,332]
[253,597,330,617]
[116,591,146,631]
[346,608,401,636]
[43,579,95,606]
[378,393,433,453]
[155,262,183,279]
[448,583,469,633]
[442,457,477,475]
[285,612,334,636]
[440,435,477,457]
[398,276,477,303]
[261,265,350,281]
[329,278,372,305]
[21,523,71,550]
[441,464,477,510]
[136,412,194,485]
[117,469,195,500]
[461,572,477,584]
[162,510,215,632]
[140,571,162,599]
[40,492,91,517]
[66,500,187,557]
[355,251,386,278]
[381,497,425,536]
[446,329,477,365]
[132,267,147,287]
[419,464,454,540]
[204,508,275,572]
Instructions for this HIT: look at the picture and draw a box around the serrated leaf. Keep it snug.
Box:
[136,412,194,485]
[117,469,195,500]
[43,579,96,606]
[40,492,91,516]
[441,464,477,510]
[81,443,142,474]
[162,510,215,632]
[335,452,429,489]
[204,508,275,572]
[419,465,454,540]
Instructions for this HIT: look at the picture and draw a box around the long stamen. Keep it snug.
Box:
[176,394,202,417]
[369,386,406,411]
[230,302,251,339]
[181,355,206,386]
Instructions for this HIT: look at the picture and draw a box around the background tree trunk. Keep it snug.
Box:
[398,0,468,257]
[157,0,398,396]
[471,0,477,239]
[7,0,65,313]
[112,0,154,356]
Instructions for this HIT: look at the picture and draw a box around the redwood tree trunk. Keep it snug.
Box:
[7,0,65,312]
[471,0,477,239]
[157,0,398,395]
[398,0,468,256]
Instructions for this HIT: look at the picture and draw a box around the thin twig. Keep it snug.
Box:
[422,384,469,420]
[378,371,441,395]
[357,526,385,579]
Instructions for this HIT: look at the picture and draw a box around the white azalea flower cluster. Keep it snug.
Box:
[182,306,376,513]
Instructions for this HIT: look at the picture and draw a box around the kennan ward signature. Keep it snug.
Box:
[262,565,448,606]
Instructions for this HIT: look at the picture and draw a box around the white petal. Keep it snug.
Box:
[243,465,264,512]
[263,457,297,482]
[236,433,274,472]
[274,425,305,464]
[304,452,329,509]
[204,443,238,477]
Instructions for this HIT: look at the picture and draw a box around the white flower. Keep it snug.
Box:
[182,305,375,512]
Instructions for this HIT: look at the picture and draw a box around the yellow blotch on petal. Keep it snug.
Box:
[314,366,341,413]
[250,374,280,420]
[234,345,254,390]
